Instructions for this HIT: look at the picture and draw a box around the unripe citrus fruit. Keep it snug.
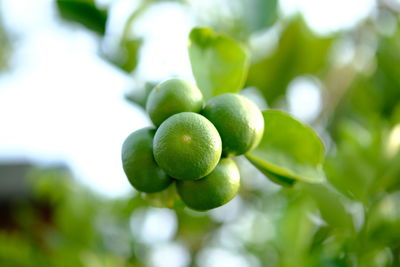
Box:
[202,93,264,156]
[153,112,222,180]
[146,78,203,126]
[176,158,240,211]
[121,128,173,193]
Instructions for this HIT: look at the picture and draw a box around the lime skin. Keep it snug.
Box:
[202,93,264,156]
[176,158,240,211]
[153,112,222,181]
[121,127,173,193]
[146,78,203,127]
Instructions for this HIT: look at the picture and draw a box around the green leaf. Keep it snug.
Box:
[188,27,249,99]
[246,156,296,187]
[56,0,108,35]
[246,110,326,185]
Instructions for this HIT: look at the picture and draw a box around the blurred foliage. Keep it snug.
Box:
[242,0,278,34]
[2,0,400,266]
[107,37,143,73]
[56,0,108,35]
[0,166,143,266]
[246,17,334,106]
[0,11,11,73]
[185,0,278,41]
[125,82,157,109]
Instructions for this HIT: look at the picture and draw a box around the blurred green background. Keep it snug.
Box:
[1,0,400,266]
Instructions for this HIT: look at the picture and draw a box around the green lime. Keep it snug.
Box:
[121,127,173,193]
[176,158,240,211]
[146,78,203,126]
[202,93,264,156]
[153,112,222,180]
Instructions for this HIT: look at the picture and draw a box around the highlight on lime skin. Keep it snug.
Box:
[182,135,192,144]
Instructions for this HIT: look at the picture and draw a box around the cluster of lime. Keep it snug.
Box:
[121,78,264,211]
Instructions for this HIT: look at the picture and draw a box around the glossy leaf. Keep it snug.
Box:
[188,27,249,99]
[246,156,296,187]
[246,110,326,185]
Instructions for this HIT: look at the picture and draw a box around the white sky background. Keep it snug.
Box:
[0,0,376,197]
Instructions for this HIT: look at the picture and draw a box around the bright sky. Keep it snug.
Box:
[0,0,376,197]
[280,0,376,35]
